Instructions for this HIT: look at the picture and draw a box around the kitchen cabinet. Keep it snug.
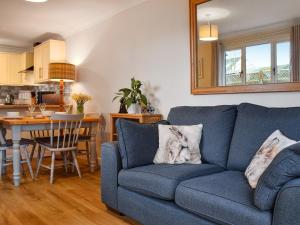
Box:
[34,40,66,83]
[20,52,35,85]
[0,52,22,85]
[7,53,22,85]
[0,53,8,84]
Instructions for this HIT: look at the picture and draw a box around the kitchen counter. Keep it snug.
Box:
[0,104,62,109]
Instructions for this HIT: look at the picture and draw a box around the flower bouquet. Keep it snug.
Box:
[72,93,92,113]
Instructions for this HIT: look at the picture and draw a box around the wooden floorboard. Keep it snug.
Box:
[0,157,139,225]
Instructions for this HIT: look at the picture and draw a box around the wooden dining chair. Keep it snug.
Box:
[77,114,104,167]
[0,129,34,180]
[35,113,84,184]
[29,129,51,163]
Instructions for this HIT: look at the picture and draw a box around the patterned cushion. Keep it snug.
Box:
[245,130,297,188]
[154,124,203,164]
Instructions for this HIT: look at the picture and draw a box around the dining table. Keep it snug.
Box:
[0,115,99,187]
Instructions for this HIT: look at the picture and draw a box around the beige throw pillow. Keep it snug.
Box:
[153,124,203,164]
[245,130,297,189]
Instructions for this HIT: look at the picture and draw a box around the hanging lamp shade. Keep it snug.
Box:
[48,63,75,82]
[199,24,219,41]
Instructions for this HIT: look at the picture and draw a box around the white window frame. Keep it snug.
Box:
[220,31,290,86]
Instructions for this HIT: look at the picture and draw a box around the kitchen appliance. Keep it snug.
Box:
[4,94,14,105]
[32,91,59,104]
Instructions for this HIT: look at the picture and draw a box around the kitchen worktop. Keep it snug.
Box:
[0,104,61,109]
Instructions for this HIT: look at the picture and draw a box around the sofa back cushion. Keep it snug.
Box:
[167,105,237,167]
[116,119,169,169]
[227,103,300,171]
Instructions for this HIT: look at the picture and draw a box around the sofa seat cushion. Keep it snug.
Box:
[175,171,272,225]
[118,164,223,200]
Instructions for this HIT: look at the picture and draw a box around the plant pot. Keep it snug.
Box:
[127,103,141,114]
[119,99,128,113]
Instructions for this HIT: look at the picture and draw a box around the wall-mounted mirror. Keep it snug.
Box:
[190,0,300,94]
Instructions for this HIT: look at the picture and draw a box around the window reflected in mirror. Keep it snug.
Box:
[194,0,300,89]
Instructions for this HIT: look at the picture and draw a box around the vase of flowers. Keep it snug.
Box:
[72,93,92,114]
[113,77,147,114]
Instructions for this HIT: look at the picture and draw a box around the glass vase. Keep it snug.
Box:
[76,103,84,114]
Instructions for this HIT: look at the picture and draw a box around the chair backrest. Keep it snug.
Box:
[50,113,84,150]
[30,130,50,139]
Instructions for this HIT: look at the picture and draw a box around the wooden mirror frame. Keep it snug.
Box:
[190,0,300,94]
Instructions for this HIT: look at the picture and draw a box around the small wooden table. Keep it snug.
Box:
[0,116,99,187]
[110,113,162,141]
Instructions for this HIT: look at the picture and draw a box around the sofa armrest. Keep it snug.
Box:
[101,142,122,210]
[273,178,300,225]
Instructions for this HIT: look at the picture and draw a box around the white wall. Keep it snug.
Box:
[67,0,300,120]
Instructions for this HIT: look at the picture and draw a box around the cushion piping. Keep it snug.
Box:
[119,185,173,200]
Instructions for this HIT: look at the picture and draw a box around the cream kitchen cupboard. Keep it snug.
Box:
[20,52,34,85]
[0,52,22,85]
[34,40,66,83]
[0,53,8,84]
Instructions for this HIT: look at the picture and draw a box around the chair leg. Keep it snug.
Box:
[30,143,36,162]
[2,150,6,175]
[71,151,75,173]
[0,150,3,180]
[20,151,26,176]
[23,146,34,180]
[36,146,41,166]
[85,141,90,166]
[62,152,68,173]
[71,150,82,178]
[50,152,56,184]
[35,147,45,179]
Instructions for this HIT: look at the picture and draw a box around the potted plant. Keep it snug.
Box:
[113,78,148,114]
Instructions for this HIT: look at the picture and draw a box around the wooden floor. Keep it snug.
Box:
[0,157,139,225]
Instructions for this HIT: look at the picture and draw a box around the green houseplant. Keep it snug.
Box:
[113,77,148,114]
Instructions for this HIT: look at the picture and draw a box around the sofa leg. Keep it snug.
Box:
[106,205,125,216]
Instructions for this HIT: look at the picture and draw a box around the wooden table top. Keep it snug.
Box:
[110,113,162,118]
[0,116,99,125]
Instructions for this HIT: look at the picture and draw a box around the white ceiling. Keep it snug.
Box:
[0,0,147,48]
[197,0,300,35]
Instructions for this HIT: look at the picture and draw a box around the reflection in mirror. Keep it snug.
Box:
[195,0,300,89]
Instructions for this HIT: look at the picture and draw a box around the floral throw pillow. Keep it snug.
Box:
[153,124,203,164]
[245,130,297,189]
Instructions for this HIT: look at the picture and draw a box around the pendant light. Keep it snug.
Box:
[199,14,219,41]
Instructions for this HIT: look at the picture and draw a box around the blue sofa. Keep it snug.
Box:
[101,103,300,225]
